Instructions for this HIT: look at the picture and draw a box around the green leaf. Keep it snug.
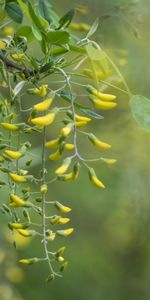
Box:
[16,25,34,42]
[81,109,104,120]
[47,30,70,45]
[130,94,150,131]
[17,0,31,19]
[5,2,23,23]
[69,44,86,54]
[38,0,52,24]
[58,9,75,29]
[13,80,26,99]
[32,26,42,41]
[86,18,99,38]
[28,2,45,32]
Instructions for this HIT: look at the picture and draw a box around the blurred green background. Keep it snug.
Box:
[1,0,150,300]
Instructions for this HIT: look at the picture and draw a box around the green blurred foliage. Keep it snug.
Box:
[1,0,150,299]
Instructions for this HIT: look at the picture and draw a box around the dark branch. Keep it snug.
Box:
[0,51,36,78]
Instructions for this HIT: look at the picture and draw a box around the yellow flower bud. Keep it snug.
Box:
[17,229,36,237]
[0,40,7,50]
[88,168,105,189]
[49,150,61,161]
[57,217,70,225]
[10,173,27,183]
[10,194,26,207]
[55,201,72,213]
[100,158,117,165]
[40,184,48,193]
[55,158,71,175]
[46,230,56,241]
[89,96,117,110]
[60,261,68,272]
[33,98,53,112]
[76,120,89,128]
[1,122,19,131]
[57,228,74,237]
[88,133,111,150]
[57,172,74,181]
[61,123,73,137]
[19,258,38,265]
[87,85,116,101]
[3,26,14,36]
[75,114,91,123]
[56,256,65,262]
[45,138,59,149]
[31,112,56,126]
[55,246,66,257]
[64,143,74,150]
[4,149,23,160]
[50,216,70,225]
[8,222,29,230]
[11,53,25,61]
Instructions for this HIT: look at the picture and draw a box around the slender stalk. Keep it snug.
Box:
[41,126,55,276]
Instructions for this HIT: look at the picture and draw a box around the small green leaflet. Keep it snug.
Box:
[47,31,70,45]
[58,9,75,29]
[130,94,150,131]
[5,2,23,23]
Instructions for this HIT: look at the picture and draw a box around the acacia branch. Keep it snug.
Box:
[0,50,36,78]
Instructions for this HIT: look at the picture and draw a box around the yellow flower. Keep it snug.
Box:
[50,216,70,225]
[87,85,117,101]
[89,96,117,110]
[55,246,66,257]
[76,120,89,128]
[45,138,59,149]
[55,201,72,213]
[19,258,38,265]
[33,98,53,112]
[31,112,56,126]
[57,217,70,225]
[64,143,74,150]
[55,158,71,175]
[101,158,117,165]
[9,194,26,207]
[49,150,61,161]
[17,229,36,237]
[8,223,29,230]
[34,84,48,97]
[1,122,19,131]
[4,149,23,160]
[69,22,81,30]
[75,114,91,123]
[88,168,105,189]
[3,26,14,36]
[40,184,48,193]
[88,133,111,150]
[57,172,74,181]
[0,40,7,50]
[10,173,27,183]
[11,53,25,61]
[61,123,73,137]
[56,228,74,237]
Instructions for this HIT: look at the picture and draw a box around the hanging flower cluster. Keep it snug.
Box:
[0,0,128,282]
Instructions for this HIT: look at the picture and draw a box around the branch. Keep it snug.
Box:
[0,51,36,78]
